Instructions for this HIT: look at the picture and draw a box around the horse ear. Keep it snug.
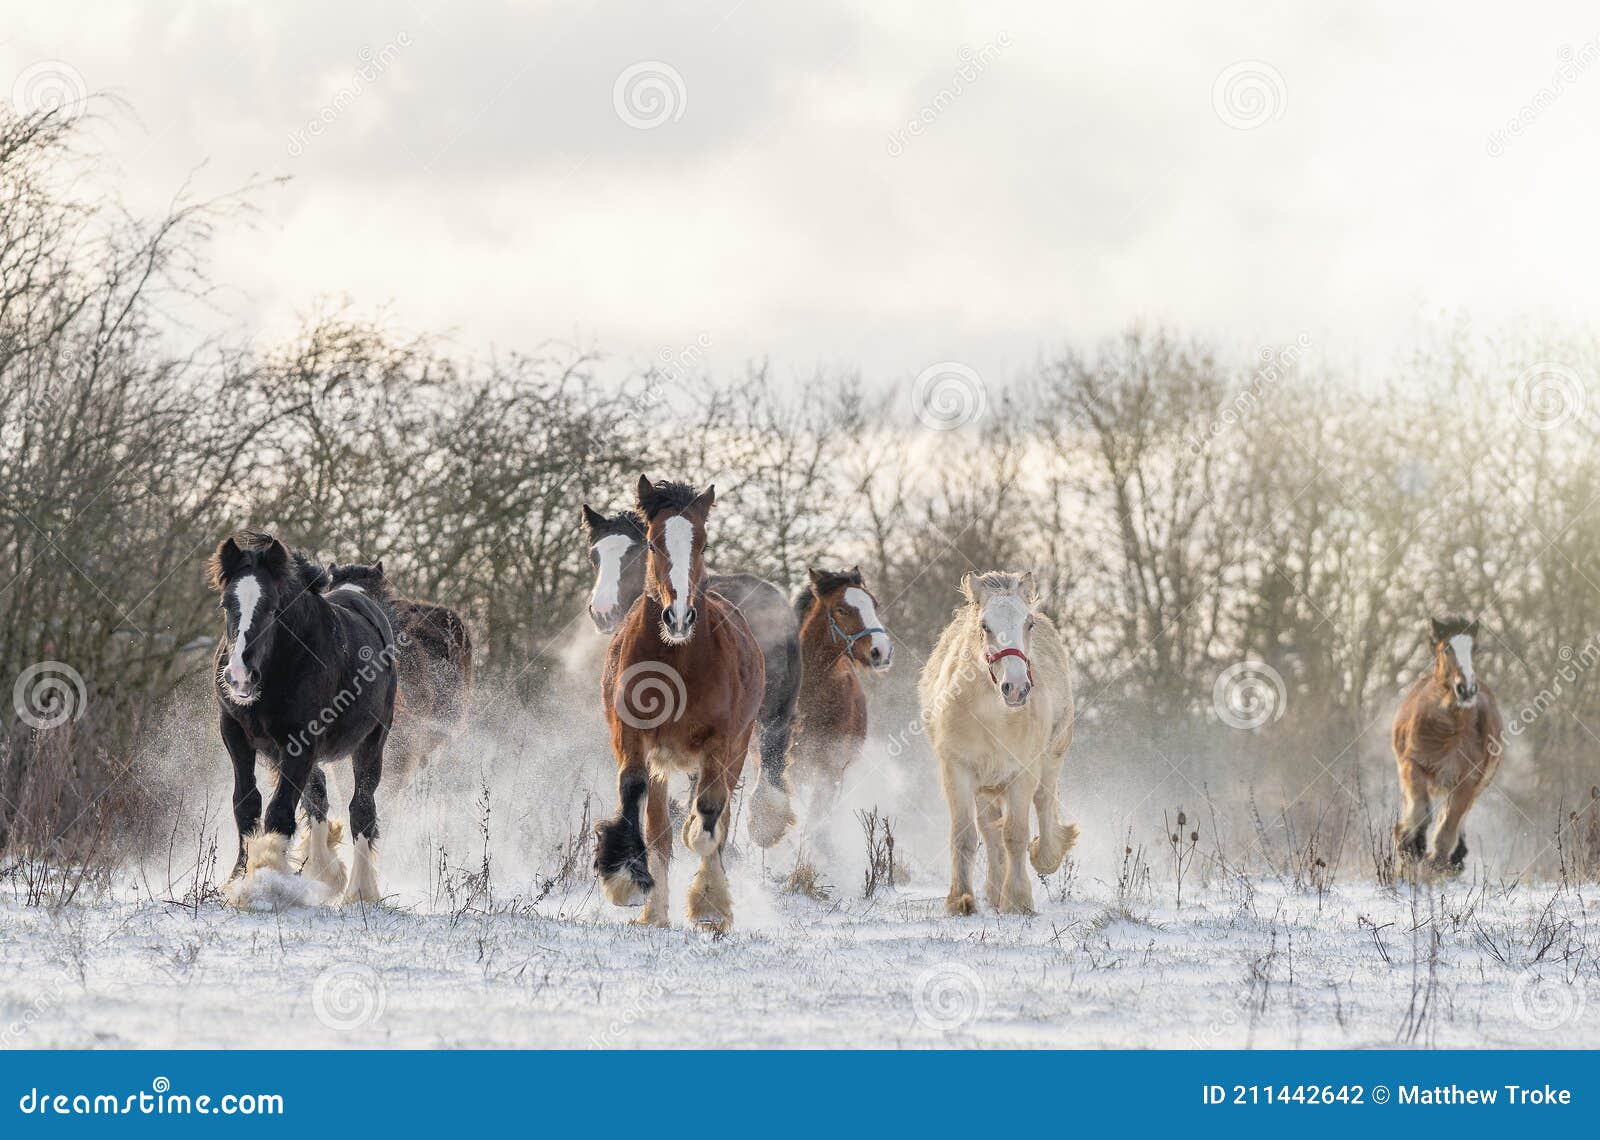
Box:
[847,565,864,585]
[1019,570,1037,603]
[636,475,653,506]
[808,567,827,594]
[1467,619,1480,639]
[261,538,289,575]
[690,485,716,516]
[207,536,243,591]
[581,504,605,533]
[1429,617,1447,644]
[960,572,977,603]
[373,559,384,576]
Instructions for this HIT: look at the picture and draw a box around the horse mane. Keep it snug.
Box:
[792,587,816,625]
[967,571,1029,599]
[1431,614,1476,641]
[326,561,394,602]
[636,479,700,521]
[207,530,326,592]
[588,508,647,540]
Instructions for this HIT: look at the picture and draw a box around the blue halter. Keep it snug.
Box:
[829,610,887,652]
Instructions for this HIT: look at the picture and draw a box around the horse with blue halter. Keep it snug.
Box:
[208,531,397,906]
[787,567,892,834]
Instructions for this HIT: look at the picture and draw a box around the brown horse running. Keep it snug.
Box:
[1392,616,1504,874]
[595,477,765,931]
[788,567,891,831]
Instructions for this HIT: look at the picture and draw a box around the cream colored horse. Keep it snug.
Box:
[919,571,1077,916]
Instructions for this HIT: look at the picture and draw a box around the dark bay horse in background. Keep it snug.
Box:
[595,478,765,931]
[788,567,892,834]
[582,501,800,847]
[208,532,397,905]
[327,561,474,788]
[1392,616,1504,875]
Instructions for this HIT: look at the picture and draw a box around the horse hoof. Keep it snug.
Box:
[634,908,670,928]
[946,892,977,917]
[601,867,651,907]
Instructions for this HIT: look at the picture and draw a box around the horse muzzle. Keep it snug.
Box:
[1454,682,1478,706]
[1000,679,1032,710]
[588,605,620,635]
[660,603,697,644]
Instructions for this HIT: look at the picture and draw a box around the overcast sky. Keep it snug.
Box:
[4,1,1599,390]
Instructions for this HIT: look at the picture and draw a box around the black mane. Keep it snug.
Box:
[1430,614,1478,643]
[636,479,700,521]
[584,507,648,541]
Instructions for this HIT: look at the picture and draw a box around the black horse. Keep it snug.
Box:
[581,503,802,846]
[208,531,397,905]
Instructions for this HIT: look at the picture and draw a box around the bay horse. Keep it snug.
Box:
[1392,616,1504,875]
[581,501,800,847]
[326,561,474,788]
[787,567,892,831]
[595,477,765,931]
[919,571,1077,916]
[208,531,397,906]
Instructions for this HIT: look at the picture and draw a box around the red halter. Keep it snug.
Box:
[984,647,1033,684]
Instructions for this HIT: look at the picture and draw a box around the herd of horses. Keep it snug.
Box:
[207,478,1506,927]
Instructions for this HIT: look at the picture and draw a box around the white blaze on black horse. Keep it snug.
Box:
[580,500,801,847]
[209,532,397,907]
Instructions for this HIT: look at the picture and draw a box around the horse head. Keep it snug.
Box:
[807,566,892,671]
[580,503,648,634]
[206,531,311,705]
[635,476,714,645]
[1430,615,1481,709]
[963,570,1040,710]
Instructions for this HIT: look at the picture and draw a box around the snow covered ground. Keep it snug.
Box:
[3,857,1596,1049]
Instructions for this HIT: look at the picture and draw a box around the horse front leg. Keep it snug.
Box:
[998,777,1037,915]
[941,761,979,916]
[343,726,385,905]
[976,787,1005,910]
[1029,769,1078,875]
[596,727,653,907]
[637,774,672,927]
[297,764,347,894]
[1392,756,1432,864]
[747,711,797,848]
[221,714,259,881]
[684,738,740,932]
[1427,775,1478,877]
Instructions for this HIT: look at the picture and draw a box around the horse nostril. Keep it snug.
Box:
[685,606,697,626]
